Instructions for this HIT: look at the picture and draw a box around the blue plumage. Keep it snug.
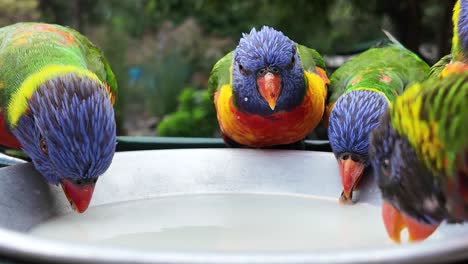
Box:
[459,0,468,54]
[328,90,388,164]
[232,26,305,115]
[12,74,116,185]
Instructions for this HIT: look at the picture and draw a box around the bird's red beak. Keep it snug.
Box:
[60,179,96,213]
[257,72,282,110]
[382,201,439,243]
[338,158,365,203]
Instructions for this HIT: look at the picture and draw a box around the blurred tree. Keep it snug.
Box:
[39,0,100,31]
[348,0,453,61]
[436,0,456,58]
[11,0,451,137]
[157,87,218,137]
[0,0,40,26]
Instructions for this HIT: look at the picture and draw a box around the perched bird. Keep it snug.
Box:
[326,38,430,203]
[369,72,468,243]
[369,0,468,243]
[208,26,329,149]
[0,23,117,213]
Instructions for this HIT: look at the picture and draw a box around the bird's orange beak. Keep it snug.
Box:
[60,179,96,213]
[382,201,439,243]
[338,158,365,203]
[257,72,282,110]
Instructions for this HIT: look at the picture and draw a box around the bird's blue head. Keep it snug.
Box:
[328,90,388,201]
[13,74,116,213]
[458,0,468,55]
[369,110,446,242]
[329,90,389,164]
[232,26,305,116]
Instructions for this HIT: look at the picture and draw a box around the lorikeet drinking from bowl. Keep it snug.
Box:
[370,0,468,243]
[370,72,467,243]
[0,23,117,213]
[326,36,429,203]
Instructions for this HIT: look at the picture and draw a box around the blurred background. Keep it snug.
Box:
[0,0,457,139]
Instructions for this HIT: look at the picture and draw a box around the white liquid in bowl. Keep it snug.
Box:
[30,193,441,252]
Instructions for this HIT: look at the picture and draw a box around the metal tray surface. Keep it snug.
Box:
[0,149,467,264]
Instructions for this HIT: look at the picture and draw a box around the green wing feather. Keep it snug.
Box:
[424,74,468,176]
[329,43,430,104]
[429,54,453,79]
[67,26,118,96]
[391,72,468,178]
[208,51,233,101]
[0,23,117,106]
[297,44,326,73]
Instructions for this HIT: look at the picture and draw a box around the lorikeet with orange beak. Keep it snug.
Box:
[0,23,117,213]
[369,73,467,243]
[326,38,429,203]
[209,26,329,148]
[370,0,468,243]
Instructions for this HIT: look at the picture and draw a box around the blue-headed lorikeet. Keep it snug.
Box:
[326,36,429,203]
[369,72,468,243]
[370,0,468,243]
[0,23,117,213]
[209,26,329,148]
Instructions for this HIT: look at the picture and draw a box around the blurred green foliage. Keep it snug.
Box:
[157,88,218,137]
[140,51,192,117]
[0,0,456,137]
[0,0,39,26]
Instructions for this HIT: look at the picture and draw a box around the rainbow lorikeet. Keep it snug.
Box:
[369,73,468,243]
[369,0,468,243]
[0,23,117,213]
[326,37,429,203]
[208,26,329,148]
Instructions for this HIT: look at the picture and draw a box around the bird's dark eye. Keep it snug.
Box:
[270,66,280,74]
[381,159,391,177]
[40,137,48,155]
[256,68,267,77]
[238,63,251,76]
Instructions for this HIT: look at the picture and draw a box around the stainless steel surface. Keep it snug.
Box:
[0,153,26,167]
[0,149,467,264]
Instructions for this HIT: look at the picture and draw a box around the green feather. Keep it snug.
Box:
[392,73,468,179]
[207,51,233,101]
[429,54,453,79]
[329,43,430,104]
[424,74,467,176]
[0,22,117,110]
[67,26,118,96]
[296,44,326,73]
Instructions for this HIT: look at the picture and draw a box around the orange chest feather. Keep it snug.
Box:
[441,61,468,78]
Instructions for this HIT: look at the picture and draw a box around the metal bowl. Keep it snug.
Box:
[1,148,468,264]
